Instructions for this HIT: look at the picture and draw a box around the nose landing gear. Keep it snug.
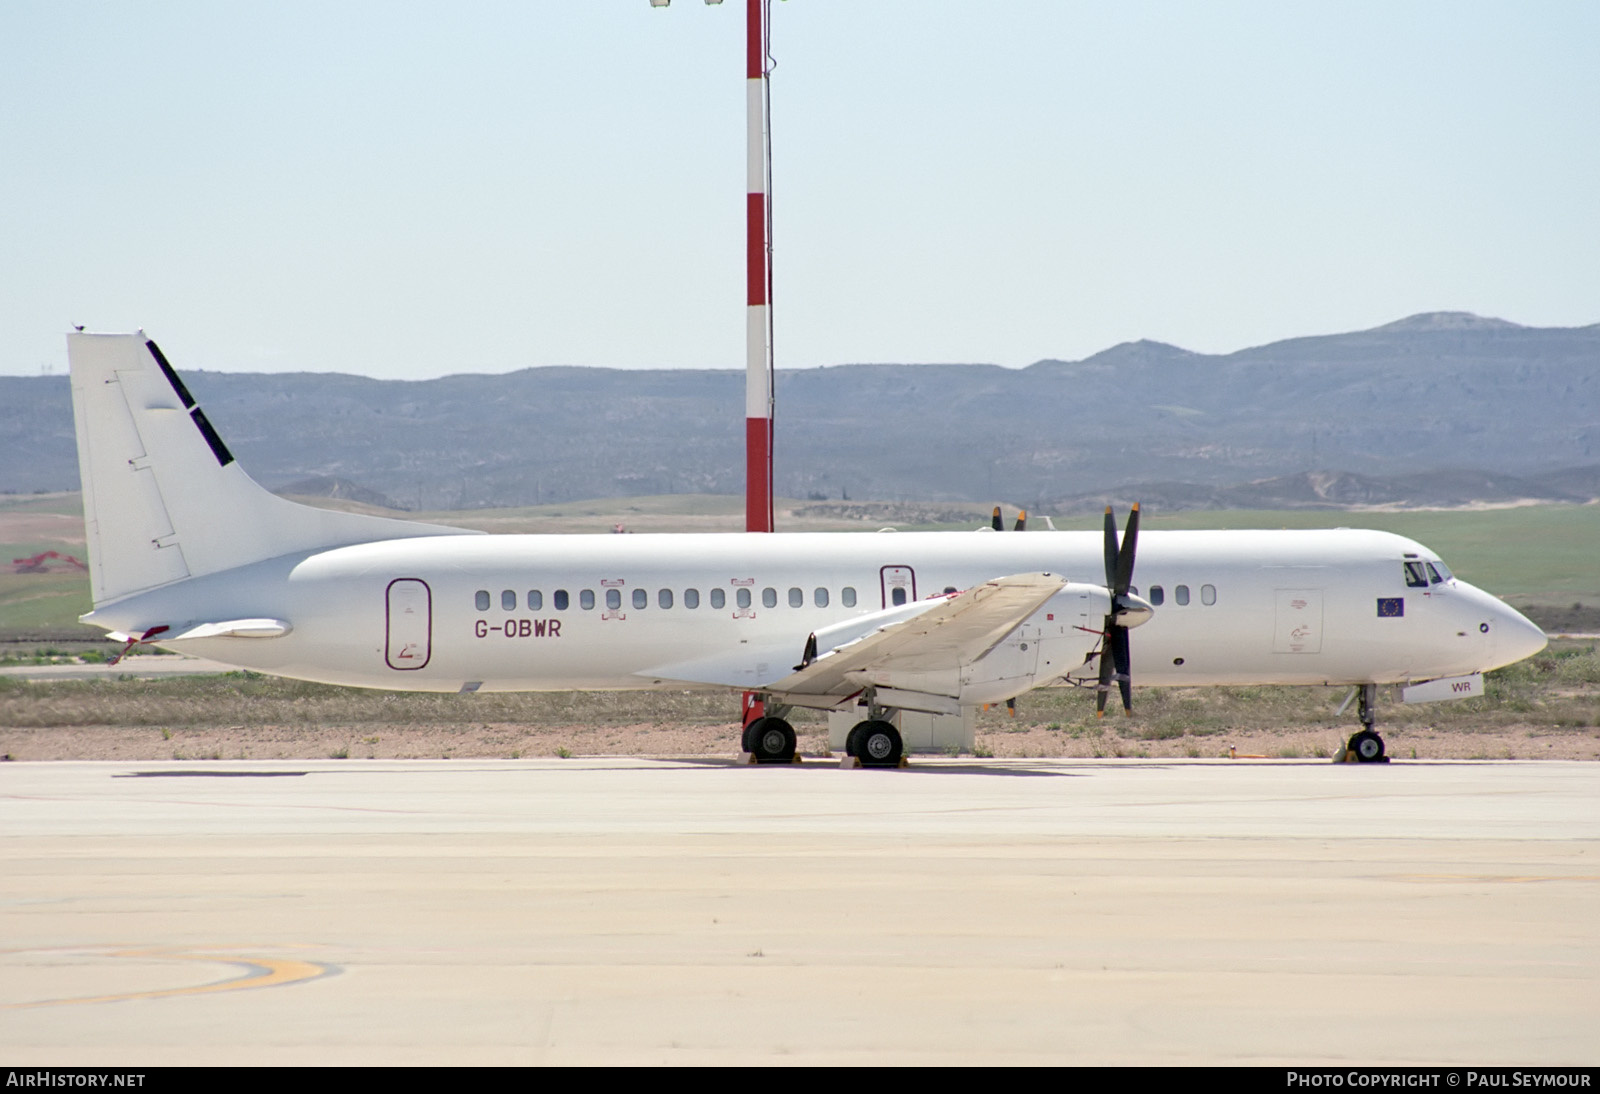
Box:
[1341,684,1389,763]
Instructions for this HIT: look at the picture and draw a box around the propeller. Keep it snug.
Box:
[1096,504,1151,717]
[990,506,1028,531]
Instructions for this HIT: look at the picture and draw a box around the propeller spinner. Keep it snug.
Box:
[1096,504,1154,717]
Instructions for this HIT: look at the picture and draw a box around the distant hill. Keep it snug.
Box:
[2,312,1596,510]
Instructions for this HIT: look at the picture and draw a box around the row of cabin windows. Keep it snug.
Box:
[1132,583,1217,607]
[477,586,860,613]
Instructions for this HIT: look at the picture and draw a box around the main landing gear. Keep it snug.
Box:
[845,719,904,768]
[1342,683,1389,764]
[743,715,797,763]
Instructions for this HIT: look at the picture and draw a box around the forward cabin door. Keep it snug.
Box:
[1272,588,1323,654]
[386,578,432,670]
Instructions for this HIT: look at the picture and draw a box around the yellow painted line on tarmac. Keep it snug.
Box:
[1,946,333,1009]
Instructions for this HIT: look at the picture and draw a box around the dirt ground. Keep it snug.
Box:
[3,715,1596,764]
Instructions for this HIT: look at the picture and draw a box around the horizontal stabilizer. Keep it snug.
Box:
[106,618,291,643]
[166,618,293,641]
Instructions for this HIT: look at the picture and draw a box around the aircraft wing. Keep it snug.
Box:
[769,572,1065,703]
[643,573,1066,704]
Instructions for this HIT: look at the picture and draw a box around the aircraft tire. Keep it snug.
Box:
[856,720,903,767]
[748,717,796,763]
[1349,729,1386,763]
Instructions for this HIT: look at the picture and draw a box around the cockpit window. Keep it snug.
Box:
[1404,562,1430,588]
[1430,561,1452,583]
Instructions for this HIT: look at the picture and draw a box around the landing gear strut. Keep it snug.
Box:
[1345,684,1388,763]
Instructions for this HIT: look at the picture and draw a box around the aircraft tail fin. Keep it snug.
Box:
[68,331,472,608]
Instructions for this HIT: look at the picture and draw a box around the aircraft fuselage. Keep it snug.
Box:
[85,526,1545,695]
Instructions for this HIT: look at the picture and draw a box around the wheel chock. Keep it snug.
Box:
[742,753,804,765]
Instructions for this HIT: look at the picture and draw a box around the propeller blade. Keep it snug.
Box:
[1111,625,1133,715]
[1103,506,1119,590]
[992,506,1004,532]
[1095,615,1114,717]
[1013,510,1027,532]
[1113,503,1140,596]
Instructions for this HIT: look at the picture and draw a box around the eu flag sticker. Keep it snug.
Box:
[1377,597,1404,618]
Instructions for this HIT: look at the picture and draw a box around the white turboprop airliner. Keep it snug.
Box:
[67,332,1547,765]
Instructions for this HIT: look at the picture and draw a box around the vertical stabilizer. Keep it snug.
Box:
[68,331,473,607]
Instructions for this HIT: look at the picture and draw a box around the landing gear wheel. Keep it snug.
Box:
[853,720,903,768]
[747,717,796,763]
[1349,729,1386,763]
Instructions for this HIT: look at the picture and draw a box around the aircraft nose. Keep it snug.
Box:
[1493,603,1549,666]
[1457,582,1547,669]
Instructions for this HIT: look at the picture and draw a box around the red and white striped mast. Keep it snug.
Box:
[743,0,775,533]
[651,0,775,533]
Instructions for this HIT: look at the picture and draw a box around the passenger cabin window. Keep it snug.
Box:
[1201,584,1216,606]
[632,588,647,609]
[1175,584,1190,606]
[814,587,829,608]
[685,589,699,609]
[606,589,622,610]
[710,588,725,609]
[527,590,542,611]
[580,590,595,610]
[1148,585,1165,606]
[1404,562,1430,588]
[788,587,803,608]
[501,590,516,611]
[762,587,777,608]
[736,588,752,609]
[842,587,857,608]
[659,589,673,609]
[554,590,569,611]
[475,590,490,611]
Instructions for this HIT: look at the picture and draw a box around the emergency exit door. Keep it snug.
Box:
[880,566,917,608]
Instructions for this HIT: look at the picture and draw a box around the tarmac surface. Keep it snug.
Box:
[2,757,1596,1065]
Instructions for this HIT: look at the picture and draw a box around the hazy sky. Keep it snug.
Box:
[4,2,1597,379]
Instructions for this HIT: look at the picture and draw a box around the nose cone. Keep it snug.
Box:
[1457,582,1547,670]
[1494,602,1549,667]
[1114,592,1155,628]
